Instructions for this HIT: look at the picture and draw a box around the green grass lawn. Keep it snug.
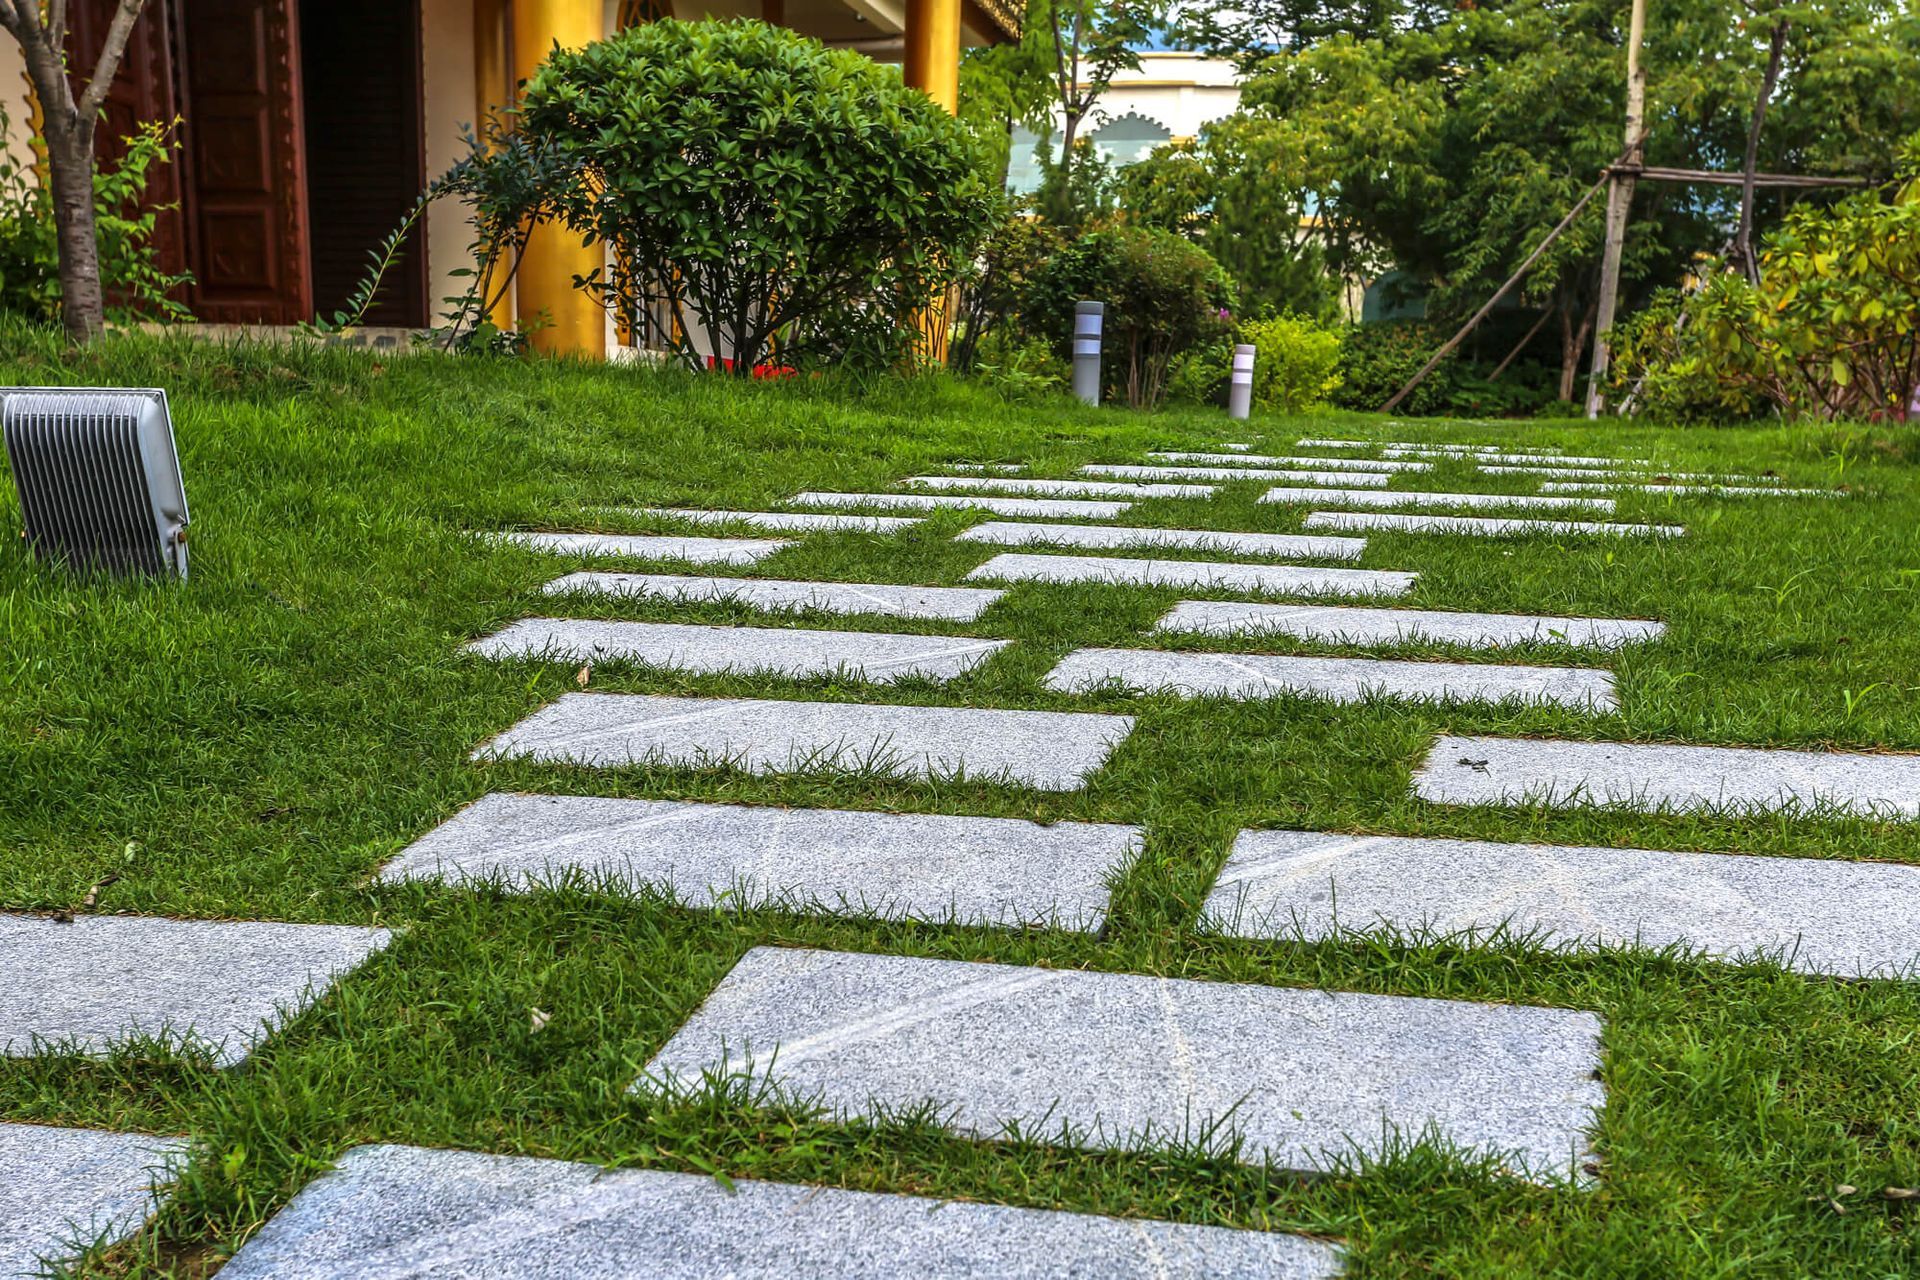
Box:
[2,324,1918,1277]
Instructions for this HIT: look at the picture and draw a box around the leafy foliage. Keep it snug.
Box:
[0,108,191,325]
[1030,0,1158,227]
[949,201,1064,375]
[1615,139,1920,423]
[1239,314,1343,413]
[518,20,995,372]
[1027,225,1236,407]
[1332,321,1558,419]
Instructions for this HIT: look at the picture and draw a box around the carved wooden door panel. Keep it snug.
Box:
[176,0,312,323]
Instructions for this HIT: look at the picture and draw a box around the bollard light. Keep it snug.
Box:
[1072,301,1104,406]
[1227,344,1255,420]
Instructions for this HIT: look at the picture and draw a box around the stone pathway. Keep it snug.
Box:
[964,552,1416,597]
[1147,451,1432,472]
[1541,481,1827,498]
[541,572,1006,620]
[486,531,793,564]
[0,914,390,1066]
[1154,601,1666,649]
[1200,830,1920,978]
[382,794,1140,931]
[475,693,1135,790]
[1416,734,1920,819]
[956,521,1366,560]
[1302,511,1684,538]
[1260,486,1614,513]
[641,947,1603,1183]
[467,618,1009,684]
[1082,464,1391,486]
[791,491,1131,519]
[623,508,924,532]
[216,1143,1342,1279]
[907,475,1218,499]
[1,1122,185,1278]
[1043,648,1617,710]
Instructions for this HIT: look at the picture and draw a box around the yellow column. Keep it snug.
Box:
[512,0,606,358]
[903,0,961,113]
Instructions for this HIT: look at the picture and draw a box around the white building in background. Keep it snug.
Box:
[1006,49,1242,194]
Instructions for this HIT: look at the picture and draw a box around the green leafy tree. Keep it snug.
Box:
[1031,0,1160,225]
[517,20,995,373]
[1173,0,1458,69]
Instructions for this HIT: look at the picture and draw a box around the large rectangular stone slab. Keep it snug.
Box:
[955,521,1366,561]
[644,947,1604,1182]
[1044,648,1615,710]
[1540,481,1824,498]
[382,794,1140,932]
[1082,464,1389,487]
[1303,512,1683,539]
[541,573,1005,621]
[485,532,792,565]
[1478,464,1767,483]
[0,915,391,1065]
[1155,601,1666,650]
[476,694,1134,791]
[1259,487,1612,512]
[1200,829,1920,979]
[908,475,1215,499]
[626,508,923,533]
[964,553,1415,598]
[469,619,1008,685]
[1147,452,1431,472]
[792,491,1130,519]
[1416,735,1920,820]
[217,1143,1341,1280]
[1380,449,1645,467]
[1,1123,187,1278]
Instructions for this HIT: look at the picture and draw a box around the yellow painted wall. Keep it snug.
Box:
[421,0,482,327]
[0,36,36,178]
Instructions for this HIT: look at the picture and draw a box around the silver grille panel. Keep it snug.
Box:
[2,387,189,578]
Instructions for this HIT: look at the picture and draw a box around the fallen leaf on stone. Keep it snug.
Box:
[529,1007,551,1034]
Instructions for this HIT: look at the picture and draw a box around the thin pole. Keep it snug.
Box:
[1584,0,1648,419]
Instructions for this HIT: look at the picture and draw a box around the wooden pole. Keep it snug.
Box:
[1583,0,1648,419]
[1733,19,1790,284]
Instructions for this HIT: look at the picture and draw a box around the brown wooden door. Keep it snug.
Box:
[175,0,312,323]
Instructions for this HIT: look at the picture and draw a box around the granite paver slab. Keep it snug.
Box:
[382,794,1140,931]
[1302,512,1683,539]
[1259,487,1612,512]
[1147,452,1431,472]
[955,521,1364,560]
[484,532,792,565]
[1540,482,1824,498]
[643,947,1604,1182]
[1478,464,1768,483]
[1155,601,1665,650]
[541,573,1006,621]
[792,491,1130,519]
[1044,648,1615,710]
[216,1143,1342,1280]
[475,694,1134,791]
[624,508,923,533]
[469,619,1008,684]
[1081,465,1389,487]
[1,1123,187,1279]
[1200,829,1920,978]
[1417,735,1920,820]
[1379,448,1648,467]
[907,476,1216,499]
[0,915,392,1065]
[964,553,1415,598]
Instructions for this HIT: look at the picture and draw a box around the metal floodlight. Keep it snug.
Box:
[2,387,190,579]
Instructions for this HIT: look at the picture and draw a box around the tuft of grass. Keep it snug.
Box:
[2,323,1917,1276]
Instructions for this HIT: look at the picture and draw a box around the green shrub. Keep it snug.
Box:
[1239,313,1342,412]
[1332,320,1554,418]
[1026,225,1236,407]
[1614,137,1920,423]
[518,19,995,373]
[0,107,192,325]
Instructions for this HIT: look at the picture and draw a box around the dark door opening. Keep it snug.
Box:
[298,0,427,327]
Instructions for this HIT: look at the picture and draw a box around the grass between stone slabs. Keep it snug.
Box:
[1,322,1918,1277]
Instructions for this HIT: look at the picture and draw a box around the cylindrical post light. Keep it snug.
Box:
[1072,302,1104,406]
[1227,343,1255,420]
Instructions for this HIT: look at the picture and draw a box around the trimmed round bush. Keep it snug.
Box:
[519,20,995,371]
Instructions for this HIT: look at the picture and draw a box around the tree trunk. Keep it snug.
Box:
[1560,293,1599,402]
[42,113,108,344]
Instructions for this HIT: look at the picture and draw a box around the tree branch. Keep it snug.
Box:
[78,0,150,123]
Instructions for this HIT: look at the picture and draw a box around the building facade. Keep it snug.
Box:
[0,0,1017,354]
